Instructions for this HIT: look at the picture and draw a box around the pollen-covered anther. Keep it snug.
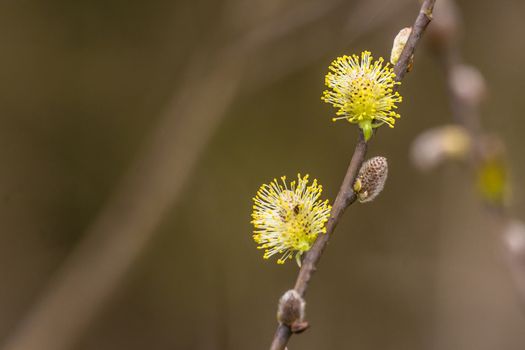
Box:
[277,290,309,333]
[354,156,388,203]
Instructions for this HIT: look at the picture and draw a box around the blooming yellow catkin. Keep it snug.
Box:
[251,174,331,266]
[321,51,403,141]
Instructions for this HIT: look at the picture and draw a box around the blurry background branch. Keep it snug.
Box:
[0,1,406,350]
[1,49,244,350]
[269,1,436,349]
[415,0,525,307]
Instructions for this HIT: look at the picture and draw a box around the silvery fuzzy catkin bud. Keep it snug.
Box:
[354,157,388,203]
[449,64,487,108]
[503,220,525,257]
[277,290,305,327]
[390,27,412,65]
[410,125,471,171]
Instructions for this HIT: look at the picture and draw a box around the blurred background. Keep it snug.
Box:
[0,0,525,349]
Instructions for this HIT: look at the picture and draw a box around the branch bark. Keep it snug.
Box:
[269,1,436,349]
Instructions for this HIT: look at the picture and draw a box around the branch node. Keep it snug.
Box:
[290,321,310,334]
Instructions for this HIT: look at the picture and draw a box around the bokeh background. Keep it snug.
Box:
[1,0,525,349]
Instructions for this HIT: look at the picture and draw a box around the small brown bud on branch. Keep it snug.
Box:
[276,290,309,333]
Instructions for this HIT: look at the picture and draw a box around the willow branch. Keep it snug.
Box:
[394,0,436,80]
[269,1,436,349]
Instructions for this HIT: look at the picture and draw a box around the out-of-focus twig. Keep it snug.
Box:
[269,1,436,349]
[1,50,244,350]
[425,0,525,305]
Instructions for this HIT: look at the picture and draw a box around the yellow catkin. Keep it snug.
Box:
[251,174,331,266]
[321,51,403,141]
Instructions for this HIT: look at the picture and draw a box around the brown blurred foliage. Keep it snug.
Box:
[0,0,525,349]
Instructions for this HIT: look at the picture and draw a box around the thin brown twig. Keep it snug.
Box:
[268,1,436,349]
[393,0,435,81]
